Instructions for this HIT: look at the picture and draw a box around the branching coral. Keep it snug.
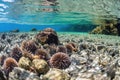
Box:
[50,52,71,69]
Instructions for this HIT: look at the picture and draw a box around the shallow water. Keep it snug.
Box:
[0,0,119,32]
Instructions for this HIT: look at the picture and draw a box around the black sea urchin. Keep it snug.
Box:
[3,57,18,77]
[10,46,22,62]
[50,52,71,69]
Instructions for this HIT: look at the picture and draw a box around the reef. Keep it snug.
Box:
[90,18,120,36]
[0,28,120,80]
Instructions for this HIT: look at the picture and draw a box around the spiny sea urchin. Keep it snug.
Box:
[65,42,78,53]
[21,40,38,54]
[10,46,22,62]
[3,57,18,77]
[35,28,59,45]
[35,49,50,60]
[43,28,57,34]
[56,45,67,53]
[50,52,71,69]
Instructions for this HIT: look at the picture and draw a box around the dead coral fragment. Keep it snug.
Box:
[50,52,71,69]
[43,68,70,80]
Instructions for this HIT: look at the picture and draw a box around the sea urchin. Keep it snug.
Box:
[50,52,71,69]
[3,57,18,77]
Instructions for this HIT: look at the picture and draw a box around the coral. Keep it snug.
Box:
[21,40,38,54]
[18,57,31,70]
[42,68,70,80]
[56,45,67,53]
[90,19,118,35]
[50,52,71,69]
[3,57,18,77]
[35,49,50,60]
[35,28,59,45]
[32,59,49,75]
[10,46,22,62]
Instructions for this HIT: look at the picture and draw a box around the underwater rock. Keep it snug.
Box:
[9,67,40,80]
[18,57,31,70]
[115,18,120,36]
[0,55,7,66]
[50,52,71,69]
[30,28,37,31]
[93,73,110,80]
[1,34,6,40]
[90,19,118,35]
[10,29,20,33]
[0,66,7,80]
[76,72,94,80]
[106,65,116,80]
[35,28,59,45]
[70,54,87,65]
[32,59,49,75]
[42,68,70,80]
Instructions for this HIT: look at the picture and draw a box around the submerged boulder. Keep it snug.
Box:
[42,68,70,80]
[9,67,40,80]
[90,18,119,36]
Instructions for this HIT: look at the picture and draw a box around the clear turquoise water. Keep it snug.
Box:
[0,0,117,32]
